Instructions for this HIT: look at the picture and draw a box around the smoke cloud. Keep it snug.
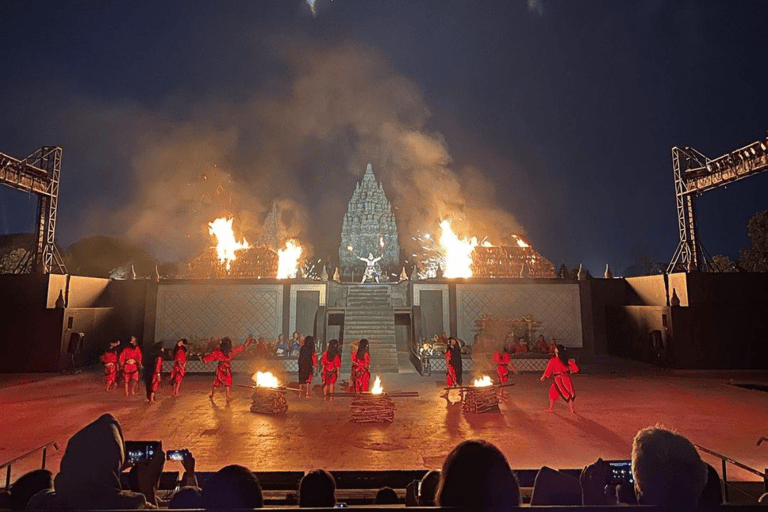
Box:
[4,38,524,264]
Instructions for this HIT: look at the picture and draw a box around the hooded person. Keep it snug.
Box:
[27,414,161,510]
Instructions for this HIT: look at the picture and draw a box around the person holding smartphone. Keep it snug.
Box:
[202,335,254,403]
[540,344,579,413]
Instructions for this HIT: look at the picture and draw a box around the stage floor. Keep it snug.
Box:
[3,359,768,484]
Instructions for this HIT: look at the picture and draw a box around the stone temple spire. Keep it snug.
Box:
[339,164,400,278]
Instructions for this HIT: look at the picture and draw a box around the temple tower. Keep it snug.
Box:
[339,164,399,279]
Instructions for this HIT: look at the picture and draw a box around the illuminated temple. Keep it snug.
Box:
[338,164,400,279]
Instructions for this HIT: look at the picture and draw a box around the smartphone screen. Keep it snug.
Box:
[166,450,185,461]
[606,460,634,485]
[125,441,161,463]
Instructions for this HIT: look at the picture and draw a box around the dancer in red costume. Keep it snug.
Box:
[442,337,463,400]
[169,339,188,397]
[119,336,143,396]
[101,339,120,391]
[297,336,317,398]
[540,344,579,413]
[144,342,164,403]
[202,335,253,403]
[321,339,341,400]
[493,343,516,399]
[351,338,371,393]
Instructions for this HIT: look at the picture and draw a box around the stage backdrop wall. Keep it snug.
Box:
[455,283,583,347]
[154,283,283,344]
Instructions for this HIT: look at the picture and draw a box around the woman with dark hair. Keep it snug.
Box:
[493,342,516,399]
[169,339,188,397]
[351,338,371,392]
[145,342,164,403]
[540,344,579,413]
[321,339,341,400]
[203,335,254,403]
[298,336,317,398]
[299,469,336,507]
[445,337,463,389]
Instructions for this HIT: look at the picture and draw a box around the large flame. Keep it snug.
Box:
[473,375,493,387]
[371,375,384,395]
[208,217,250,271]
[277,240,302,279]
[513,235,529,248]
[439,220,478,278]
[252,371,279,388]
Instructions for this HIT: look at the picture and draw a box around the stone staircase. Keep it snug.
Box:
[341,285,399,374]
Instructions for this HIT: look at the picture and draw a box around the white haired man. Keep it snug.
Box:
[631,425,708,508]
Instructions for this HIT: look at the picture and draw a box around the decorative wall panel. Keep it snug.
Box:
[456,284,582,347]
[155,284,283,343]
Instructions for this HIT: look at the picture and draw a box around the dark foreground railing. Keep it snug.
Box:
[695,443,767,502]
[0,441,59,490]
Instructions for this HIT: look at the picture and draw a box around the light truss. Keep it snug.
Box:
[667,137,768,273]
[0,147,68,274]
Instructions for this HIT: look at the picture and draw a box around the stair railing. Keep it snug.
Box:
[694,443,766,502]
[0,441,59,490]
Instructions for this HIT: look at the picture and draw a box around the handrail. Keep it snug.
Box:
[694,444,766,502]
[0,441,59,490]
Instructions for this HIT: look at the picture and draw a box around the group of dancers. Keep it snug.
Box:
[441,335,579,413]
[296,336,371,399]
[102,332,578,411]
[100,336,189,402]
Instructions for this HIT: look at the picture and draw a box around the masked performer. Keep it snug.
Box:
[144,342,164,403]
[493,343,516,399]
[169,339,188,397]
[540,344,579,413]
[351,338,371,392]
[119,336,143,396]
[202,335,254,403]
[101,340,120,392]
[298,336,317,398]
[321,339,341,400]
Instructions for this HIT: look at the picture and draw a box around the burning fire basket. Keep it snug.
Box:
[331,376,419,424]
[445,376,514,414]
[243,372,291,415]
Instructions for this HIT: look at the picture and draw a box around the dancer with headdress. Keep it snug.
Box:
[144,342,164,403]
[297,336,317,398]
[202,335,254,403]
[351,338,371,392]
[169,339,188,397]
[119,336,143,396]
[101,339,120,392]
[321,339,341,400]
[540,343,579,413]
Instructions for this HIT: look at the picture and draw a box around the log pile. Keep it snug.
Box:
[350,395,395,423]
[462,386,500,414]
[250,387,288,415]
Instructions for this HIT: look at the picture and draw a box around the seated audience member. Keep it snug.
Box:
[437,439,520,510]
[534,335,548,353]
[374,486,399,505]
[632,425,708,509]
[515,338,529,354]
[418,469,441,506]
[202,464,262,509]
[530,466,581,506]
[8,469,53,510]
[26,413,162,510]
[275,334,287,357]
[299,469,336,508]
[700,463,723,506]
[168,487,203,509]
[548,337,558,356]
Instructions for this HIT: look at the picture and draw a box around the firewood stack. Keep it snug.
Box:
[250,387,288,415]
[350,395,395,423]
[462,386,500,414]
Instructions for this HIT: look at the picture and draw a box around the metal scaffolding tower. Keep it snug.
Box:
[0,146,68,274]
[668,136,768,273]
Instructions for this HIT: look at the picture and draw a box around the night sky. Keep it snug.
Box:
[1,0,767,274]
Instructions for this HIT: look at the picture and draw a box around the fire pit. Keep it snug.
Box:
[462,375,500,414]
[350,377,395,423]
[249,371,288,415]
